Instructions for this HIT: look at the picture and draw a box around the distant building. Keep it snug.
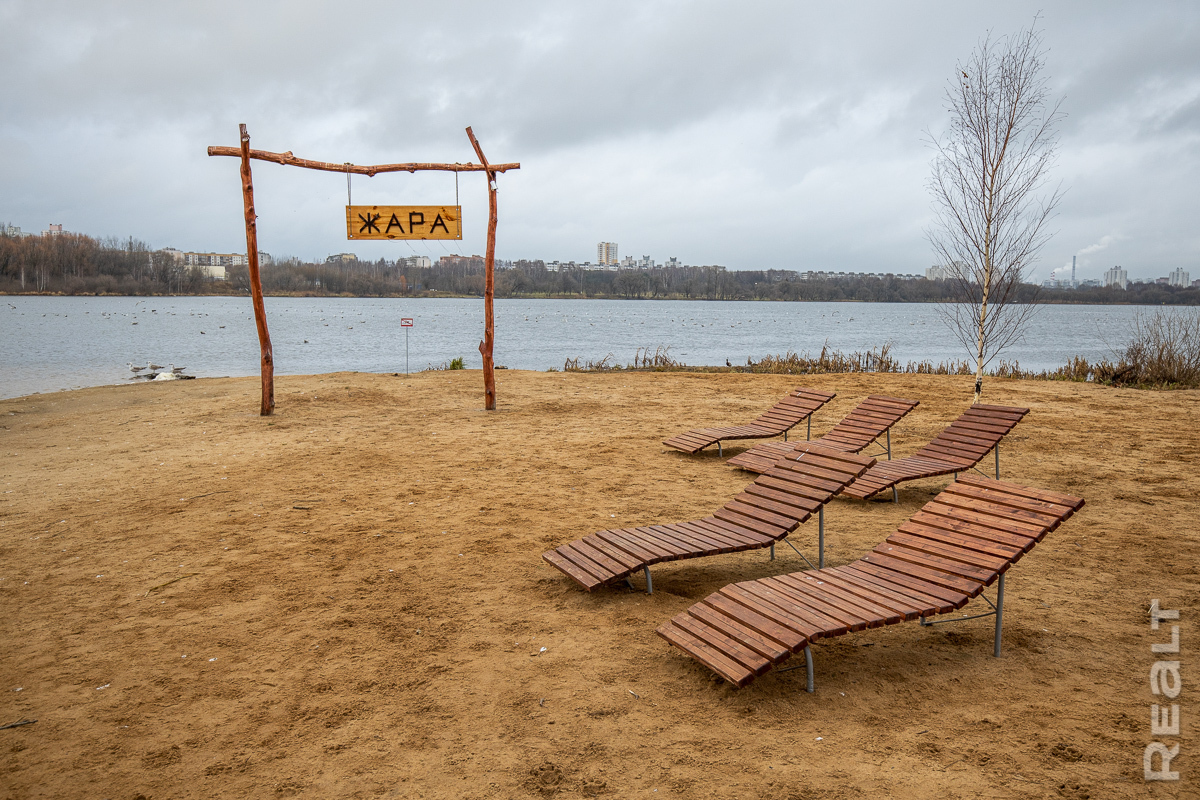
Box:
[1168,267,1191,287]
[597,242,618,266]
[2,224,31,238]
[326,253,358,263]
[177,251,254,280]
[41,223,65,236]
[1102,265,1128,290]
[399,255,432,269]
[925,265,949,281]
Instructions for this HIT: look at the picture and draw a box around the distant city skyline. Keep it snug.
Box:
[3,218,1194,286]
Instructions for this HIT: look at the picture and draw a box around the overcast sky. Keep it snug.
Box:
[2,1,1197,281]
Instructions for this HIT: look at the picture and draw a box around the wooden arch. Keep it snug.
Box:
[207,124,519,414]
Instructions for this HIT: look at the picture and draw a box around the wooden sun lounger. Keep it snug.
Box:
[656,475,1084,689]
[663,387,836,456]
[727,395,920,474]
[542,444,876,593]
[842,404,1029,502]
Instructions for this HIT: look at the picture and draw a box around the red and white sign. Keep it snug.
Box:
[401,318,414,327]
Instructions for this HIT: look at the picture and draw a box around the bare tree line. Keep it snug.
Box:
[2,228,1195,304]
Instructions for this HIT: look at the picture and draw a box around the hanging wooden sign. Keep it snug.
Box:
[346,205,462,240]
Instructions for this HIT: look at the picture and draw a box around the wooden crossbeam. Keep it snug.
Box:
[207,146,520,176]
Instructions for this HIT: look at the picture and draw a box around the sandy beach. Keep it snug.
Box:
[0,369,1195,799]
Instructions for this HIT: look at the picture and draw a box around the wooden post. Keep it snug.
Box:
[238,123,275,416]
[466,126,497,411]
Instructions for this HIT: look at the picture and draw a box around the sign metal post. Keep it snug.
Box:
[401,318,414,374]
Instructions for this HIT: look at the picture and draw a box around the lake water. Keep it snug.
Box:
[0,295,1146,399]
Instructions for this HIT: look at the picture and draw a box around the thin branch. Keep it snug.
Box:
[206,146,519,176]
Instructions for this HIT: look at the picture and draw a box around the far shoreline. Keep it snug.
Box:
[2,290,1196,306]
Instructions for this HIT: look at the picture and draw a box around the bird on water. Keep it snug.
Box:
[127,362,145,373]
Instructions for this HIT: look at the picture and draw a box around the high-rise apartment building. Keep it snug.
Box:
[1102,265,1128,290]
[597,242,618,266]
[1169,267,1191,287]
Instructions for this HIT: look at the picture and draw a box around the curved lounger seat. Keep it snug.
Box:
[542,444,875,593]
[842,404,1028,501]
[656,476,1084,688]
[727,395,920,473]
[663,387,836,456]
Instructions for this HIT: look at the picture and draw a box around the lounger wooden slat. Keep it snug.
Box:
[862,550,988,594]
[766,576,882,631]
[687,603,794,663]
[840,563,963,615]
[740,484,823,515]
[658,477,1084,687]
[724,583,850,638]
[655,523,734,553]
[688,518,770,548]
[840,405,1029,500]
[940,483,1077,518]
[543,443,876,591]
[643,525,715,556]
[697,515,777,546]
[779,572,902,625]
[560,542,621,583]
[582,534,645,571]
[664,388,837,454]
[802,569,927,621]
[657,620,760,686]
[735,581,844,635]
[729,395,920,473]
[595,529,670,562]
[542,549,606,589]
[706,592,811,649]
[673,612,778,676]
[895,522,1025,560]
[673,520,753,550]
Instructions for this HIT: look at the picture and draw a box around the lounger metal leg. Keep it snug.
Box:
[994,573,1005,657]
[818,508,825,569]
[783,538,817,570]
[807,416,811,441]
[917,575,1006,658]
[777,645,815,691]
[718,442,722,457]
[995,444,1000,479]
[886,429,891,460]
[892,486,898,504]
[644,566,653,594]
[784,431,787,442]
[770,543,775,561]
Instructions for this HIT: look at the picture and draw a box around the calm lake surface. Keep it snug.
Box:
[1,296,1146,399]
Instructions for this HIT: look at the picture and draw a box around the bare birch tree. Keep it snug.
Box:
[928,20,1064,402]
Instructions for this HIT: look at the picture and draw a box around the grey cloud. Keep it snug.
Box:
[1,0,1198,277]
